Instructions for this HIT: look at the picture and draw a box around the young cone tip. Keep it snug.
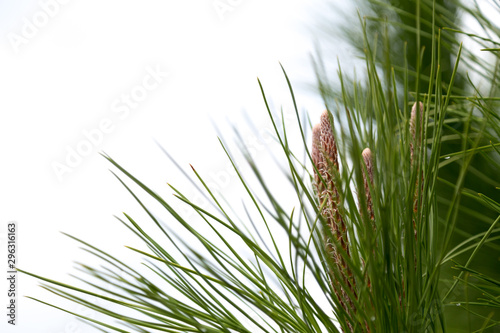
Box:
[361,148,375,223]
[410,101,424,140]
[361,148,373,172]
[410,101,424,163]
[319,110,338,168]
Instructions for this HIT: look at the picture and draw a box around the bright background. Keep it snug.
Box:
[0,1,358,332]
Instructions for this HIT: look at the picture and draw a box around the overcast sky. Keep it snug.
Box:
[0,1,358,332]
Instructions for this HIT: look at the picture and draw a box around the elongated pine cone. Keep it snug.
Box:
[410,101,423,162]
[312,111,355,331]
[361,148,374,224]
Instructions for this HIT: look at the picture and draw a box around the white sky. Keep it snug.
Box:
[0,1,354,332]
